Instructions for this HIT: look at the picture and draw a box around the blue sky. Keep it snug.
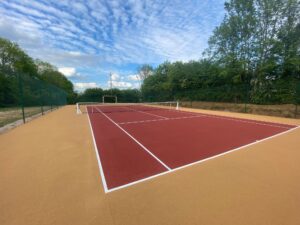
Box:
[0,0,225,92]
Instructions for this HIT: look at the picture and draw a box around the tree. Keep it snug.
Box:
[205,0,300,104]
[137,64,154,82]
[115,89,140,102]
[0,37,38,106]
[142,75,170,101]
[77,88,141,103]
[78,88,104,102]
[0,37,76,105]
[276,0,300,79]
[35,60,76,103]
[0,37,38,75]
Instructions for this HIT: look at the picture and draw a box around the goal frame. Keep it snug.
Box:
[102,95,118,103]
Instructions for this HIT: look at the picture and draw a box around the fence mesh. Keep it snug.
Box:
[143,81,300,118]
[0,69,67,127]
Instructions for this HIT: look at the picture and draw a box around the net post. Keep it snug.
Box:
[176,101,179,110]
[76,103,82,114]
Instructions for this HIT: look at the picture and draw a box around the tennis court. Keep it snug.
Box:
[80,102,297,192]
[1,105,300,225]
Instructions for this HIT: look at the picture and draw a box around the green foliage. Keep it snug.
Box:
[296,81,300,104]
[77,88,141,103]
[0,37,75,106]
[141,63,171,101]
[115,89,140,102]
[137,64,154,81]
[35,60,75,103]
[78,88,104,102]
[0,37,38,76]
[141,59,249,103]
[2,0,300,107]
[0,71,17,106]
[141,0,300,105]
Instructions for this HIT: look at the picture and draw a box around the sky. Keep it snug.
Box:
[0,0,225,92]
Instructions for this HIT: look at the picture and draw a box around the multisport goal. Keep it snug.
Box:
[76,101,179,114]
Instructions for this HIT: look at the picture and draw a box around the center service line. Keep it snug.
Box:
[94,107,171,171]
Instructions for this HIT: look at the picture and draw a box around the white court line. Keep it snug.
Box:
[121,106,168,119]
[105,125,300,193]
[87,104,299,193]
[94,106,171,172]
[118,115,205,125]
[86,108,109,193]
[199,114,293,129]
[165,108,294,129]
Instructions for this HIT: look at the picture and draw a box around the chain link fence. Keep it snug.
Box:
[177,82,300,118]
[143,81,300,118]
[0,69,67,127]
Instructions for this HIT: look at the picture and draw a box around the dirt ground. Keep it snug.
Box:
[0,105,299,225]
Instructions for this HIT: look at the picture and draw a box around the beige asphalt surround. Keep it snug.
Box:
[0,105,299,225]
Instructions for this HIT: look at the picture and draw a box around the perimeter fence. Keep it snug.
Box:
[0,69,67,127]
[143,81,300,118]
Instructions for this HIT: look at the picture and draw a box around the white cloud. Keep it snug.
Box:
[0,0,226,88]
[127,74,140,81]
[74,82,98,92]
[106,72,140,89]
[0,17,43,49]
[58,67,86,80]
[112,81,132,88]
[0,0,225,66]
[111,73,120,81]
[58,67,76,77]
[68,51,82,56]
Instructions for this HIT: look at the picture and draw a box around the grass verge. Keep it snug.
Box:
[181,101,299,118]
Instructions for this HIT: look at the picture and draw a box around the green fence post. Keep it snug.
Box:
[18,72,26,123]
[244,82,249,113]
[295,81,300,118]
[39,88,44,115]
[50,90,53,111]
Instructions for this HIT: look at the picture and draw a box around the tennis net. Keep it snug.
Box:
[76,101,179,114]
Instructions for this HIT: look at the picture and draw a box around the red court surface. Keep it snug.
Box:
[87,106,297,192]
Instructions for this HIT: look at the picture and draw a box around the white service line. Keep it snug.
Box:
[94,106,171,171]
[121,106,168,119]
[106,125,300,193]
[118,115,205,125]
